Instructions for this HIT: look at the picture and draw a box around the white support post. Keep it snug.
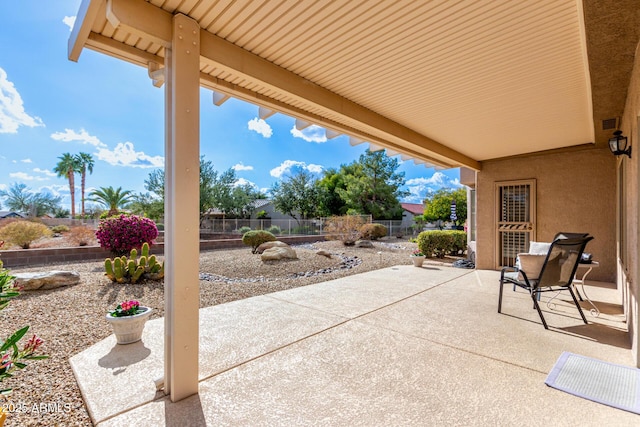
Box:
[164,13,200,402]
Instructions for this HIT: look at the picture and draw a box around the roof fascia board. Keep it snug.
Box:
[68,0,105,62]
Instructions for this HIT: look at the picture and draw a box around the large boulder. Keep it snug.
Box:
[13,271,81,291]
[255,240,290,254]
[261,246,298,261]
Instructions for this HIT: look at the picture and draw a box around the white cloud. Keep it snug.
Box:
[39,184,69,197]
[63,16,76,31]
[290,125,327,143]
[50,128,106,147]
[247,118,272,138]
[0,184,6,191]
[403,172,462,203]
[33,168,56,177]
[234,178,258,189]
[232,162,254,171]
[270,160,324,178]
[9,172,47,181]
[21,158,32,163]
[0,67,45,133]
[95,141,164,168]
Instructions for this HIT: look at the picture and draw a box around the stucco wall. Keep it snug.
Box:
[619,42,640,366]
[475,148,616,283]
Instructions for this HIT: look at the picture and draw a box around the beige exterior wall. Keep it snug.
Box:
[475,148,616,283]
[618,42,640,367]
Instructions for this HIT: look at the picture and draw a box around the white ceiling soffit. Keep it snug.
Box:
[70,0,594,169]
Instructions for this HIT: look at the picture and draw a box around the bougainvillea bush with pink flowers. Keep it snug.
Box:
[95,214,159,256]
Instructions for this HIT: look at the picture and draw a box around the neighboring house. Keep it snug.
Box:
[249,199,297,221]
[0,211,24,219]
[400,203,424,230]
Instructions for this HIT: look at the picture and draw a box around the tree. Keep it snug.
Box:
[423,187,467,227]
[142,157,265,223]
[316,167,348,216]
[128,193,164,222]
[335,150,408,220]
[76,152,94,217]
[0,183,62,217]
[271,170,323,224]
[144,169,164,200]
[89,186,134,216]
[54,153,81,218]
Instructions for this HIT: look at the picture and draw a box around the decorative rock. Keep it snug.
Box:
[261,246,298,261]
[315,250,332,258]
[255,240,290,254]
[14,271,81,291]
[355,240,374,248]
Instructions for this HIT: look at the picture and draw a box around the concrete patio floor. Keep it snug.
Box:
[71,264,638,426]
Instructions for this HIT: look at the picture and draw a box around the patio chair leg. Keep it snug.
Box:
[531,292,549,329]
[498,278,504,313]
[568,287,588,324]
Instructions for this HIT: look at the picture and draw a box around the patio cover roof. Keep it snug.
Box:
[68,0,640,171]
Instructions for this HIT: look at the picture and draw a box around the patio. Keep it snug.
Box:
[72,264,637,426]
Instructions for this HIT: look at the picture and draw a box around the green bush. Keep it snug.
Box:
[0,221,53,249]
[359,223,388,240]
[238,226,252,235]
[267,225,281,235]
[416,230,463,258]
[242,230,276,253]
[51,225,70,233]
[450,230,467,255]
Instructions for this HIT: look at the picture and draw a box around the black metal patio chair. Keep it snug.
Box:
[498,234,594,329]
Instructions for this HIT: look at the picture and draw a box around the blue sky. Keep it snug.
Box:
[0,1,461,213]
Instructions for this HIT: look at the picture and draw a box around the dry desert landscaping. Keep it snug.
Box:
[0,237,461,426]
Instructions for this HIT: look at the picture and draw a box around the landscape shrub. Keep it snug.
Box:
[51,225,70,233]
[238,226,252,235]
[0,221,53,249]
[359,223,387,240]
[267,225,281,235]
[450,230,467,255]
[242,230,276,253]
[417,230,466,258]
[324,215,366,246]
[68,226,97,246]
[95,214,158,256]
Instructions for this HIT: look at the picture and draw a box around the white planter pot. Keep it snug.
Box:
[105,306,152,345]
[411,256,425,267]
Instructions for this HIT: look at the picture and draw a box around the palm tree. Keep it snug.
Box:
[54,153,81,218]
[89,186,134,217]
[76,152,95,217]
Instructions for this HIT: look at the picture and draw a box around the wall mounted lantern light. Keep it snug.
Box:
[608,130,631,158]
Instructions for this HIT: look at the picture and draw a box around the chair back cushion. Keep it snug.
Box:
[517,254,546,280]
[529,241,551,254]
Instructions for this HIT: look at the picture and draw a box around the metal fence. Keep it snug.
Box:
[201,215,374,236]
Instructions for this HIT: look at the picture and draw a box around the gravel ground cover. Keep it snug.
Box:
[0,238,455,426]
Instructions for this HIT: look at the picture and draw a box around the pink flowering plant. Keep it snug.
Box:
[109,300,142,317]
[411,249,425,257]
[95,214,159,256]
[0,266,48,395]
